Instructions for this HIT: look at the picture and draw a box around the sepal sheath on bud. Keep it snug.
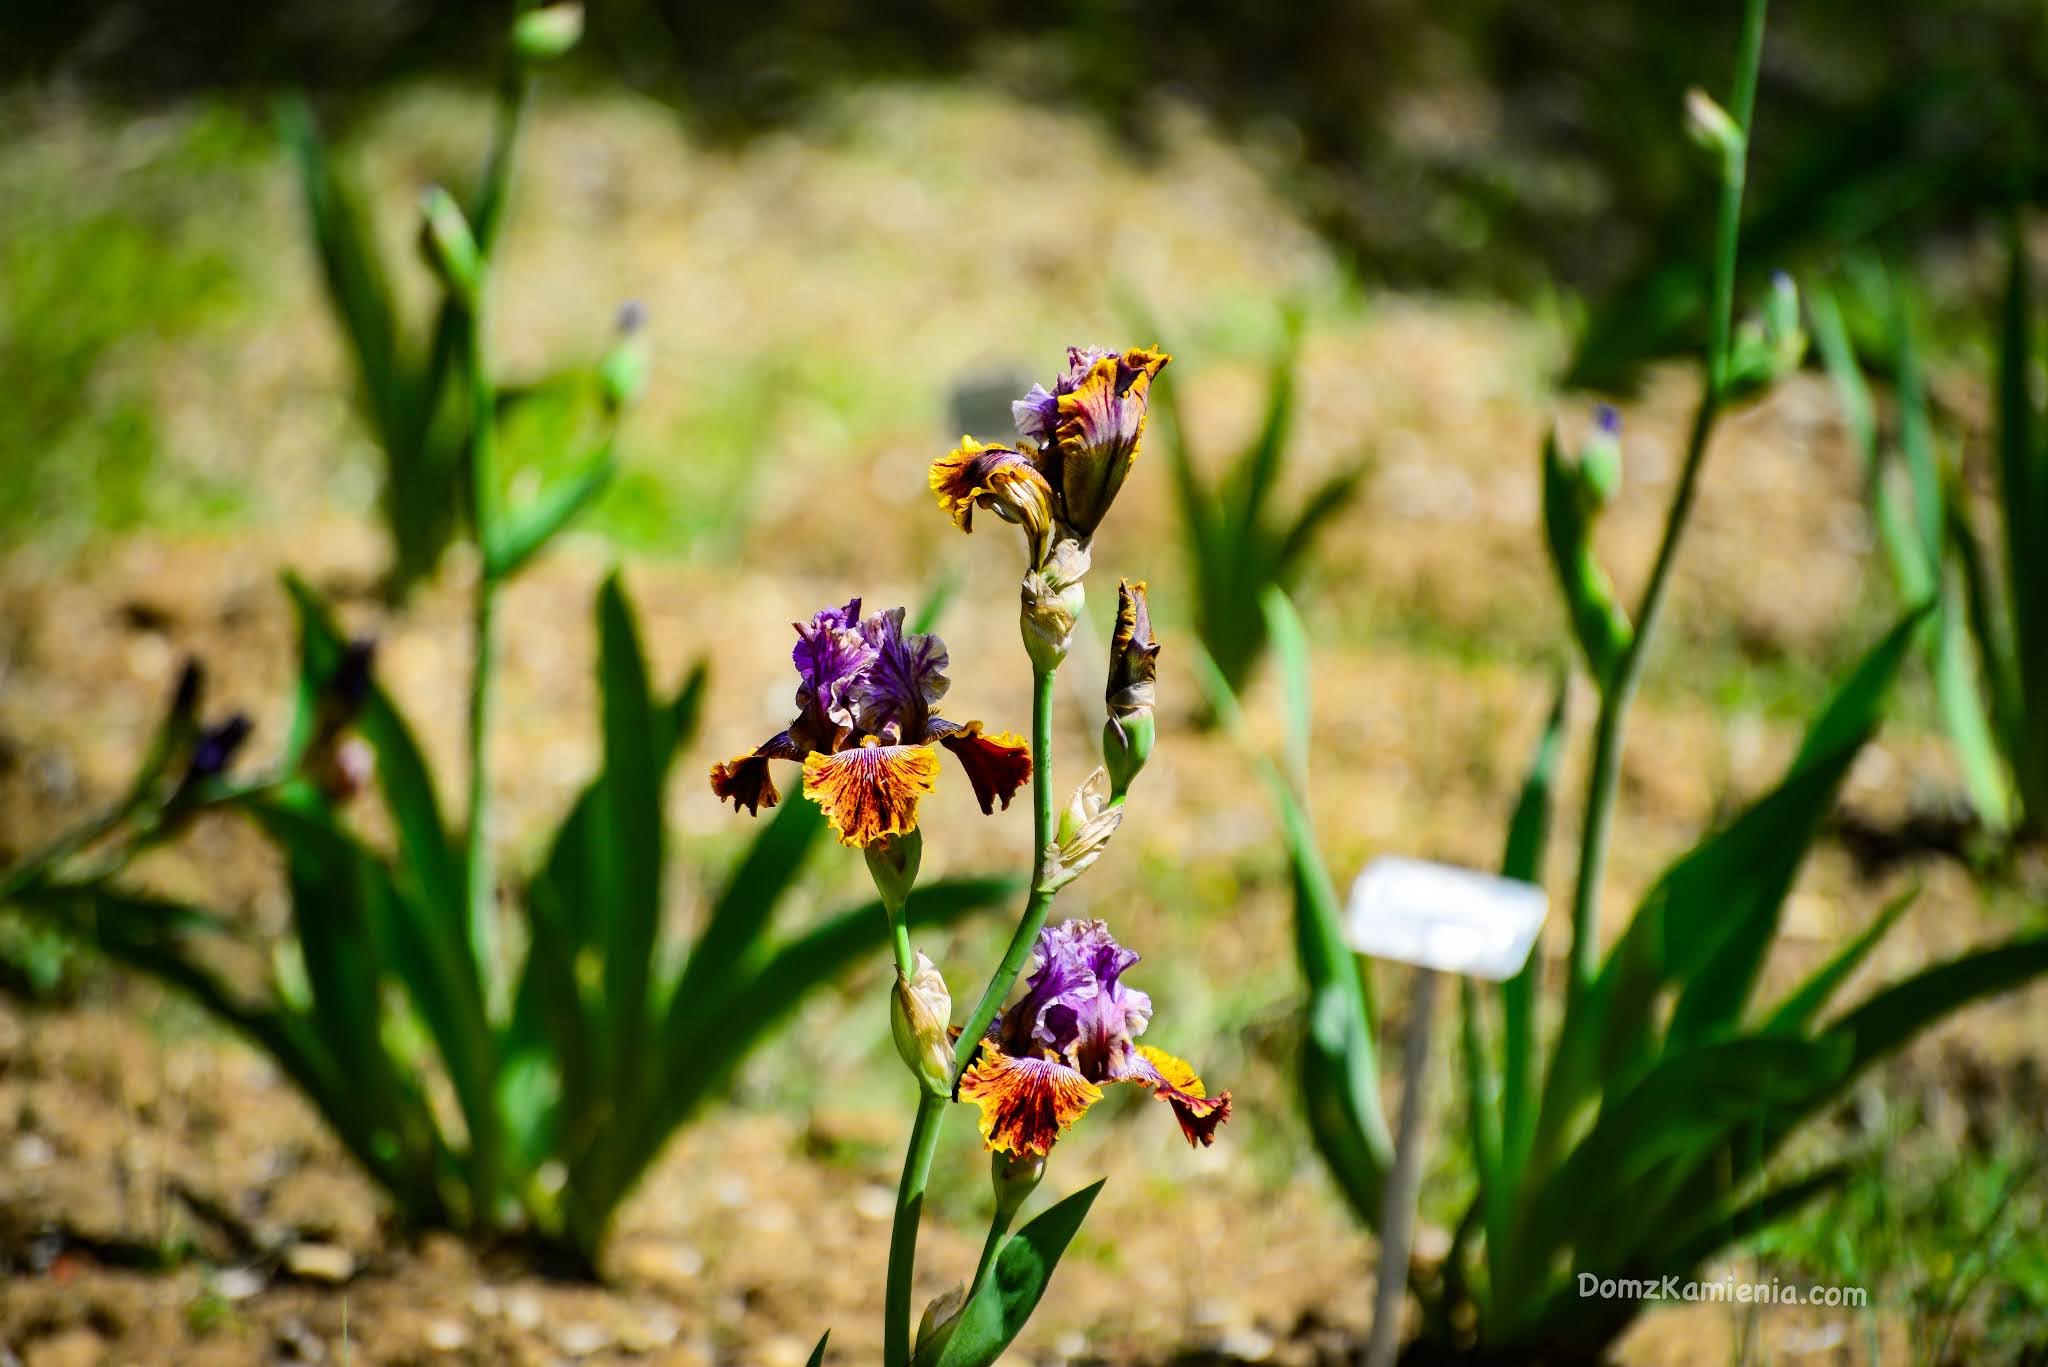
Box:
[890,950,954,1098]
[913,1283,968,1364]
[990,1148,1046,1224]
[864,828,924,913]
[1042,767,1123,893]
[1021,541,1089,674]
[1684,86,1743,161]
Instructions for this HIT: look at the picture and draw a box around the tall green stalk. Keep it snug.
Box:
[1565,0,1768,1001]
[883,664,1059,1366]
[455,222,508,1227]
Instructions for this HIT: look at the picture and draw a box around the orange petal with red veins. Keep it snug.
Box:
[801,741,940,847]
[958,1041,1102,1156]
[1136,1044,1232,1148]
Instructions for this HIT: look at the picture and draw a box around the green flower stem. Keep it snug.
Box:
[952,665,1061,1058]
[1565,0,1766,1000]
[458,228,507,1228]
[970,1198,1022,1297]
[885,1090,948,1367]
[883,663,1060,1366]
[891,912,916,981]
[463,288,504,1011]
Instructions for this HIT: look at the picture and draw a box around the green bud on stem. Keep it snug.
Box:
[512,2,585,61]
[419,186,483,304]
[599,301,649,413]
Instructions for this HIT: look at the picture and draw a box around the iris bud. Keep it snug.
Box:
[1577,405,1623,509]
[308,638,377,801]
[419,187,482,304]
[512,2,584,61]
[600,301,649,414]
[1724,271,1808,398]
[170,658,203,725]
[890,950,954,1098]
[187,715,253,784]
[1102,578,1159,796]
[1684,87,1743,160]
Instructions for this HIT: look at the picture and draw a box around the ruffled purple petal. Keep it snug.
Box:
[792,597,874,730]
[1012,384,1060,446]
[995,919,1150,1080]
[853,607,950,741]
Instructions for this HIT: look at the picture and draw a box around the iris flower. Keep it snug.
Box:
[931,346,1169,555]
[709,598,1032,847]
[958,919,1230,1156]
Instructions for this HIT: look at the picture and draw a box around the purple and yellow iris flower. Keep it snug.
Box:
[709,599,1032,847]
[931,345,1169,556]
[957,919,1230,1157]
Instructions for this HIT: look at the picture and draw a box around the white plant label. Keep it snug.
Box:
[1346,856,1548,981]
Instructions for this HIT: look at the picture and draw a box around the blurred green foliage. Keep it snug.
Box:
[9,1,2045,335]
[1754,1118,2048,1361]
[1140,305,1365,714]
[0,96,1016,1265]
[1816,226,2048,848]
[0,106,257,543]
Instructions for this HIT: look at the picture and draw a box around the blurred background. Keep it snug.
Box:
[3,1,2046,1363]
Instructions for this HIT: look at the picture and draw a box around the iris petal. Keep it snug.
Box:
[926,718,1033,814]
[958,1041,1103,1156]
[801,740,941,847]
[1131,1044,1232,1148]
[929,438,1054,553]
[1052,347,1168,536]
[709,730,804,816]
[854,608,950,740]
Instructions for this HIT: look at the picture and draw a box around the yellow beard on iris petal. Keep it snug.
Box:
[958,1042,1103,1156]
[801,741,941,847]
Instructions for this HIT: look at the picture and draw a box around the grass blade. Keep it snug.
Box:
[663,796,824,1039]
